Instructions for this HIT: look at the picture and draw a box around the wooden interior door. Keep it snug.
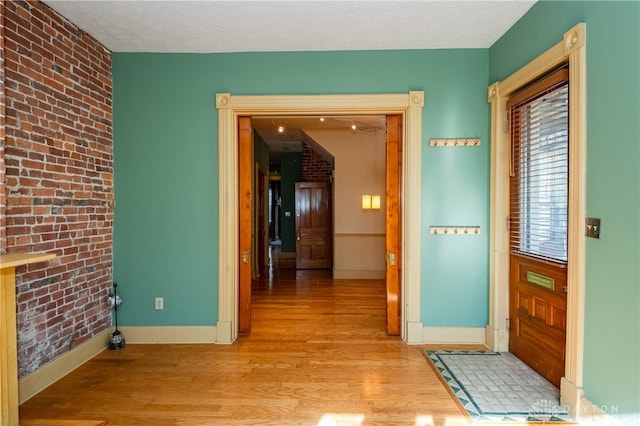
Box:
[295,182,332,269]
[238,116,253,333]
[385,115,402,335]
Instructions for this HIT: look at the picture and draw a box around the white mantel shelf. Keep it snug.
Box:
[1,252,56,426]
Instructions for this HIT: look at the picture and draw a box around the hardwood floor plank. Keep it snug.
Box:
[20,420,108,426]
[20,260,473,425]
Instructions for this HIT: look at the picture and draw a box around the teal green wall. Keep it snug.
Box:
[254,131,270,172]
[112,49,490,328]
[490,0,640,417]
[111,58,219,326]
[112,3,639,415]
[279,152,303,253]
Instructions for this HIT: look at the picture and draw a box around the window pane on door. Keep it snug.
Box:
[510,83,569,263]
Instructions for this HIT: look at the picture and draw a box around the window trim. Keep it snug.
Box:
[487,23,586,415]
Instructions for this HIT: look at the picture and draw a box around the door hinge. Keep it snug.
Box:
[506,217,511,232]
[506,318,510,333]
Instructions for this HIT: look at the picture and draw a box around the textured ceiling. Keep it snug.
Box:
[42,0,537,53]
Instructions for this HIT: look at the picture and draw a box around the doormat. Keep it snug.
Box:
[426,350,573,424]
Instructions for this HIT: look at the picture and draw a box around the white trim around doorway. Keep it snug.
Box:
[486,23,587,417]
[215,92,425,345]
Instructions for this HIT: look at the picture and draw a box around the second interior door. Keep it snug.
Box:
[295,182,332,269]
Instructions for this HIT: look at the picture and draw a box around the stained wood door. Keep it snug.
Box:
[508,70,569,387]
[509,256,566,387]
[295,182,332,269]
[238,116,253,333]
[385,115,402,336]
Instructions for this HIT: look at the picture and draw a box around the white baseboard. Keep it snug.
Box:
[19,328,112,403]
[405,321,424,344]
[422,326,486,344]
[485,324,509,352]
[333,270,385,279]
[560,377,637,425]
[118,326,217,343]
[216,321,233,344]
[577,395,636,425]
[560,377,583,417]
[485,325,496,349]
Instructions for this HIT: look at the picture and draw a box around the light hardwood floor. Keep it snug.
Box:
[19,256,480,425]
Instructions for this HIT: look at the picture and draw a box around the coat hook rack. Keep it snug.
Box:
[429,138,481,147]
[429,226,481,235]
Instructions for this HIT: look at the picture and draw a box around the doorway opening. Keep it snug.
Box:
[215,92,425,344]
[241,114,398,334]
[253,115,387,276]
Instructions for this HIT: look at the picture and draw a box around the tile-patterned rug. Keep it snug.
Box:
[426,350,573,423]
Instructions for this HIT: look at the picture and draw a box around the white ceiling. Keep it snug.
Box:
[42,0,537,53]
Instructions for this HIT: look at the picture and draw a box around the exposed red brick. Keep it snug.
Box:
[302,142,333,182]
[4,0,113,377]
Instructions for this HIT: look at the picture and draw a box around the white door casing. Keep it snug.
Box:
[487,23,586,415]
[215,92,425,344]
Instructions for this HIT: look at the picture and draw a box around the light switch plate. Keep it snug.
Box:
[585,218,601,239]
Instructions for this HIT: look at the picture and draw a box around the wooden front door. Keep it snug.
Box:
[295,182,332,269]
[385,115,402,335]
[509,256,567,387]
[508,69,569,387]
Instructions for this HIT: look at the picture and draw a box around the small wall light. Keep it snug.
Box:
[371,195,381,210]
[362,195,381,210]
[361,195,372,209]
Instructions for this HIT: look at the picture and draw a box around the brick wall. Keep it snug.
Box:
[1,1,7,253]
[302,142,333,182]
[3,0,113,377]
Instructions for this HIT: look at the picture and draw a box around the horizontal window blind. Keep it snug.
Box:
[509,68,569,263]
